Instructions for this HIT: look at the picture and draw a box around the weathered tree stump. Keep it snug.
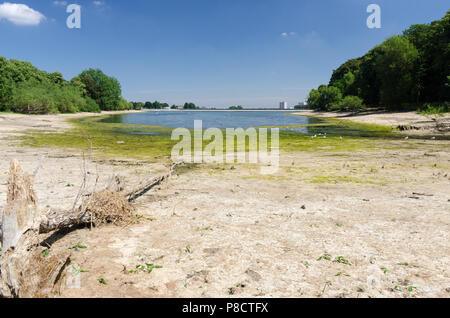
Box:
[0,161,71,297]
[0,160,175,297]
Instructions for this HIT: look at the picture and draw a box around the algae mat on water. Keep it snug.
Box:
[18,114,430,160]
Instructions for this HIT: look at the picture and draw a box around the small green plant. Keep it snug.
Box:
[334,256,352,266]
[304,261,310,268]
[66,183,75,187]
[336,272,350,277]
[70,242,87,251]
[317,253,332,261]
[196,226,213,232]
[42,249,50,257]
[131,263,163,274]
[408,286,417,292]
[98,277,107,285]
[185,245,192,254]
[380,267,388,274]
[398,262,409,266]
[70,263,89,276]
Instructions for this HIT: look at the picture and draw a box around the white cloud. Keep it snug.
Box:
[93,1,104,6]
[281,32,297,38]
[0,2,45,26]
[53,1,67,6]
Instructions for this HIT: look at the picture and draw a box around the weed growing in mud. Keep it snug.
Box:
[41,249,50,257]
[317,253,332,261]
[196,226,213,232]
[393,285,417,292]
[70,242,87,251]
[98,277,107,285]
[70,263,88,276]
[334,256,352,266]
[185,245,192,254]
[380,267,388,274]
[135,214,156,222]
[130,263,163,274]
[398,262,409,266]
[335,272,350,277]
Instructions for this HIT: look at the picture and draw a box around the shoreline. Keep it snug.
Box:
[294,110,450,136]
[0,109,449,298]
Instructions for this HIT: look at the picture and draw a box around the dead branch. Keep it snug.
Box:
[37,163,176,234]
[126,164,176,202]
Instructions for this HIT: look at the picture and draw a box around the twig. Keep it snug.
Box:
[33,155,46,177]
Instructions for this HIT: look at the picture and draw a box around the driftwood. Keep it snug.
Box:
[0,160,175,297]
[38,164,175,234]
[0,161,71,297]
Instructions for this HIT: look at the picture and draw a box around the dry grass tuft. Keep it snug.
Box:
[81,190,135,225]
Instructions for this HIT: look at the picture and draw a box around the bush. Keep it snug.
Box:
[117,97,133,110]
[418,103,449,115]
[79,97,101,113]
[11,82,58,114]
[52,84,86,113]
[10,80,98,114]
[331,95,366,112]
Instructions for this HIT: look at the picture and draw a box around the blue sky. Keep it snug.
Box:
[0,1,448,108]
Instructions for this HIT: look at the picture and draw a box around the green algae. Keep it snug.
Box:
[17,113,447,161]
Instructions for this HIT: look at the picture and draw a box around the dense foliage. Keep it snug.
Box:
[143,101,170,109]
[0,58,132,114]
[308,11,450,112]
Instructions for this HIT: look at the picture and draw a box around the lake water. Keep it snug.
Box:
[98,110,447,139]
[102,111,312,133]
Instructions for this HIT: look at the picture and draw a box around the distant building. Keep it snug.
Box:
[279,101,288,110]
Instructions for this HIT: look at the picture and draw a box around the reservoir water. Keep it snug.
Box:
[101,110,311,132]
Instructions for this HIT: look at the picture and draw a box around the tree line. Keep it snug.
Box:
[0,57,132,114]
[131,101,199,110]
[307,11,449,113]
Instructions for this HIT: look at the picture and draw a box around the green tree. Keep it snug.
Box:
[77,69,122,111]
[374,36,419,107]
[307,86,342,111]
[183,102,197,109]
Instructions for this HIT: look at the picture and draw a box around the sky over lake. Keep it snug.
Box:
[1,0,448,107]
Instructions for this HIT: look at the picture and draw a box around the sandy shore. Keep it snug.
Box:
[296,110,450,135]
[0,111,449,298]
